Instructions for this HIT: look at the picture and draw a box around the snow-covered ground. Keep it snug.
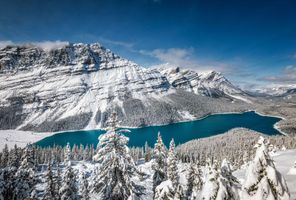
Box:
[50,149,295,199]
[234,150,296,198]
[0,130,54,149]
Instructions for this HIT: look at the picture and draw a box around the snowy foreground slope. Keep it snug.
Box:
[0,43,251,132]
[234,150,296,198]
[31,137,296,200]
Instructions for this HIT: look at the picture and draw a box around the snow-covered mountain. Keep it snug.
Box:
[0,43,251,132]
[155,64,248,100]
[252,84,296,96]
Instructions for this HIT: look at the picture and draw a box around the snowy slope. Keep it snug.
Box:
[0,43,251,132]
[234,150,296,198]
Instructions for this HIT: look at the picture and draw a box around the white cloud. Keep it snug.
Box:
[261,65,296,84]
[0,40,69,51]
[31,41,69,51]
[140,48,195,67]
[99,38,134,49]
[140,47,244,75]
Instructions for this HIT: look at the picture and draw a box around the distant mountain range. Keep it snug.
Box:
[0,43,252,132]
[251,85,296,97]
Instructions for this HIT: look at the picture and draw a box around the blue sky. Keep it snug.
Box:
[0,0,296,89]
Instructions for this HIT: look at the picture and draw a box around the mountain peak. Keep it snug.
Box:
[154,63,245,99]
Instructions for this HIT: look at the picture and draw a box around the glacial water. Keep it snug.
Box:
[35,111,282,148]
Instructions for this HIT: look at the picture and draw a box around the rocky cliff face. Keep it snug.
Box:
[156,64,248,99]
[0,43,251,132]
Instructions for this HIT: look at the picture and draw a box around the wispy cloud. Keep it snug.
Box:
[140,47,195,67]
[31,41,69,51]
[99,37,135,49]
[139,47,253,78]
[0,40,69,51]
[260,65,296,84]
[0,40,14,49]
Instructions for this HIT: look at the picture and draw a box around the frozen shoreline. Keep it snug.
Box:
[0,130,55,150]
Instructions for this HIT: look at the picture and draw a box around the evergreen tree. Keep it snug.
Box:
[219,158,241,200]
[0,144,9,168]
[30,186,38,200]
[81,172,89,200]
[152,132,167,195]
[200,161,220,200]
[59,163,78,200]
[144,141,151,162]
[187,162,203,199]
[0,170,5,200]
[64,143,71,165]
[0,167,17,200]
[154,180,175,200]
[242,136,290,200]
[167,139,179,187]
[83,145,89,161]
[92,112,144,200]
[13,144,36,200]
[20,144,35,170]
[8,144,20,168]
[43,163,55,200]
[174,184,185,200]
[53,163,62,200]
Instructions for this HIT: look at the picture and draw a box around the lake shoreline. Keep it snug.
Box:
[0,110,287,150]
[35,111,283,148]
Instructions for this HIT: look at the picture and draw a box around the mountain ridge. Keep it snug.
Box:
[0,43,251,132]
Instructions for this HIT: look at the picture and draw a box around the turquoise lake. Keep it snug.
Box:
[35,111,282,148]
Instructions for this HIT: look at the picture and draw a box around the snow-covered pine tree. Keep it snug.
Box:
[0,167,17,199]
[186,162,203,199]
[13,145,36,199]
[30,186,38,200]
[201,158,242,200]
[0,144,9,168]
[83,145,89,161]
[81,172,89,200]
[144,141,151,162]
[64,143,71,165]
[79,144,84,160]
[72,145,79,161]
[13,144,36,200]
[154,180,175,200]
[219,158,241,200]
[152,132,167,195]
[8,144,20,168]
[242,136,290,200]
[174,184,185,200]
[0,169,5,200]
[53,162,62,199]
[167,139,179,188]
[43,162,55,200]
[59,163,78,200]
[20,144,35,170]
[200,160,220,200]
[92,112,144,200]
